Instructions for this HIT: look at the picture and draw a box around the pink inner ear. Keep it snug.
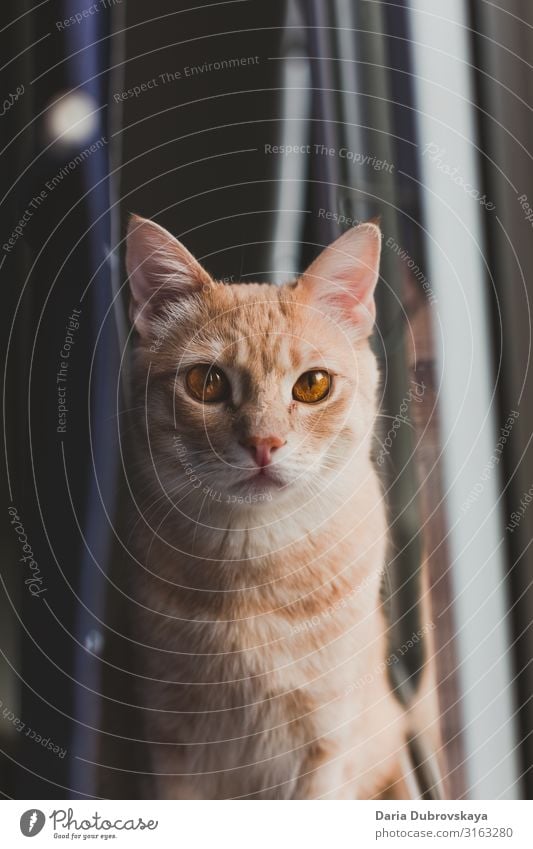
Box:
[300,222,381,333]
[328,273,377,319]
[126,215,212,335]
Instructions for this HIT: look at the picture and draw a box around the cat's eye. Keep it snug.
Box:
[186,364,230,403]
[292,370,331,404]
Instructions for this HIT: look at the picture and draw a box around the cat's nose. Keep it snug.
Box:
[240,435,286,467]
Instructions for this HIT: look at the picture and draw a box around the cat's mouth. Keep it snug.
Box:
[246,466,285,488]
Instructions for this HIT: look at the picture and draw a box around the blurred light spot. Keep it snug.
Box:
[84,629,104,655]
[44,90,98,146]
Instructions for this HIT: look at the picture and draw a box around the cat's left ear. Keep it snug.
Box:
[298,221,381,336]
[126,214,213,335]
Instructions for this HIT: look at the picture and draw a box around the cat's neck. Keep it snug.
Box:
[133,453,386,597]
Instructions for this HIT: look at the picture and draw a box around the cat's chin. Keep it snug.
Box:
[227,468,289,501]
[248,466,289,487]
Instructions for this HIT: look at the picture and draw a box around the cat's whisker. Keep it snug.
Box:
[128,456,221,534]
[108,404,150,422]
[142,465,218,562]
[190,490,212,551]
[126,477,200,545]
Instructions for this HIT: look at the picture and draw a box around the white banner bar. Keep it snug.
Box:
[2,800,532,848]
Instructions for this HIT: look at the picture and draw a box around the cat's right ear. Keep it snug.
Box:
[297,220,381,337]
[126,215,212,335]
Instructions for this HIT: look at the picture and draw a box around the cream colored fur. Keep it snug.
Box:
[126,215,406,799]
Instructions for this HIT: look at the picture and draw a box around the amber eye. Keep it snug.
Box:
[186,364,230,403]
[292,370,331,403]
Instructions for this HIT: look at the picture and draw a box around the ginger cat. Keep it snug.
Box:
[126,214,406,799]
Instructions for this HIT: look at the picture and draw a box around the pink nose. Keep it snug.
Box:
[240,435,286,467]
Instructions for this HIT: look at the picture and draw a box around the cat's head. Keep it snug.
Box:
[126,215,381,514]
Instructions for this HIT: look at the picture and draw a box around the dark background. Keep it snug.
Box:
[1,0,532,800]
